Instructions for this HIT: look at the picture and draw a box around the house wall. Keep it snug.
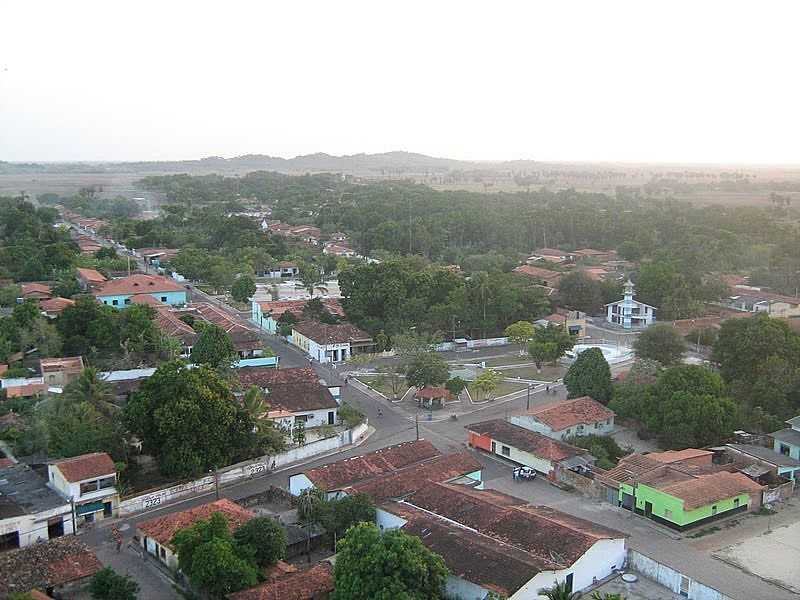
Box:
[141,534,179,570]
[509,414,613,440]
[619,482,754,527]
[628,549,733,600]
[289,473,315,497]
[774,437,800,461]
[768,302,800,318]
[511,538,627,599]
[0,505,74,548]
[484,436,554,476]
[98,290,186,308]
[509,415,554,437]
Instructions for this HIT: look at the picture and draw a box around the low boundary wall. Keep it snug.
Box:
[628,550,733,600]
[119,422,369,516]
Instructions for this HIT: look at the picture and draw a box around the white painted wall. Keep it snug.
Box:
[628,550,733,600]
[375,507,407,531]
[0,505,73,548]
[289,473,314,496]
[511,538,627,599]
[445,575,493,600]
[488,438,554,475]
[508,414,613,441]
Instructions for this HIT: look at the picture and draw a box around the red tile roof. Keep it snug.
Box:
[53,452,115,482]
[348,452,482,503]
[466,419,588,462]
[39,297,75,314]
[526,396,615,431]
[76,267,106,284]
[292,320,372,344]
[660,472,765,510]
[5,383,48,398]
[415,386,452,400]
[237,367,337,412]
[21,283,52,297]
[138,499,254,547]
[227,562,334,600]
[304,439,441,491]
[513,265,562,284]
[386,483,626,596]
[95,274,185,296]
[257,298,344,318]
[130,293,165,306]
[648,449,714,464]
[0,537,102,596]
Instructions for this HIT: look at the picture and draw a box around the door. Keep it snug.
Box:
[103,502,113,517]
[48,517,65,539]
[644,501,653,517]
[491,441,496,454]
[564,573,574,593]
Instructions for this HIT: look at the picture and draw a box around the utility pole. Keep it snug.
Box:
[526,384,531,412]
[415,413,420,441]
[211,468,220,499]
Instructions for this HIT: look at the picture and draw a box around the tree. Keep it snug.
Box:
[42,395,125,460]
[527,324,574,371]
[404,352,449,389]
[292,419,306,446]
[541,581,581,600]
[472,369,502,401]
[633,323,688,365]
[56,296,119,357]
[89,567,139,600]
[298,261,327,298]
[233,517,287,566]
[231,275,256,303]
[445,376,467,398]
[332,522,448,600]
[564,347,613,404]
[276,310,298,336]
[63,367,117,418]
[307,493,377,544]
[556,271,604,314]
[188,536,258,598]
[12,301,40,329]
[504,321,536,355]
[654,390,737,449]
[190,323,237,369]
[124,362,255,478]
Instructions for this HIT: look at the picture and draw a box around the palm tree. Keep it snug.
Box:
[297,487,325,524]
[63,367,117,418]
[242,385,269,422]
[541,581,581,600]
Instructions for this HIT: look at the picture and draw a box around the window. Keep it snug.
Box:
[99,476,116,490]
[779,444,791,456]
[103,300,108,304]
[501,446,510,456]
[664,509,672,518]
[112,299,118,306]
[80,480,100,495]
[577,424,584,432]
[124,298,131,305]
[711,505,717,515]
[160,546,166,560]
[733,498,740,508]
[328,411,335,425]
[161,296,167,302]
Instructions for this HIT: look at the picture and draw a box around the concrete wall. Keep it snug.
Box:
[0,505,74,548]
[508,414,613,440]
[119,422,369,516]
[773,437,800,461]
[628,550,733,600]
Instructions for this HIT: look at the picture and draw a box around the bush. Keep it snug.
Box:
[338,403,365,428]
[233,517,287,566]
[566,434,630,470]
[89,567,139,600]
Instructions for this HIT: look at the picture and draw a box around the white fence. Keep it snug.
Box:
[628,550,733,600]
[118,422,369,517]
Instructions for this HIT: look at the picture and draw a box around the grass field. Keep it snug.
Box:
[495,365,565,381]
[357,375,409,399]
[468,381,528,401]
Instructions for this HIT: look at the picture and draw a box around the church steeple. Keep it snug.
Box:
[623,279,635,300]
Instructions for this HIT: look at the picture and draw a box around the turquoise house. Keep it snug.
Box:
[93,274,187,308]
[772,416,800,463]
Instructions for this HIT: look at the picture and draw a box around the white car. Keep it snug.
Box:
[515,466,537,480]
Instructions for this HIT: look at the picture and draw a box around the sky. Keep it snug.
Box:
[1,1,799,164]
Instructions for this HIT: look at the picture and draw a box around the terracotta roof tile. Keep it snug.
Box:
[292,320,372,344]
[466,419,588,462]
[659,472,765,510]
[0,537,102,596]
[40,356,84,374]
[415,386,452,400]
[227,562,333,600]
[648,449,713,464]
[513,265,562,284]
[75,268,106,283]
[304,439,441,491]
[53,452,115,483]
[348,452,482,502]
[257,298,344,318]
[130,293,165,306]
[5,383,48,398]
[237,367,337,412]
[38,297,75,314]
[526,396,615,431]
[138,499,254,547]
[94,274,185,297]
[21,283,52,297]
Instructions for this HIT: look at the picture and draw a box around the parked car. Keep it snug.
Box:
[514,466,537,480]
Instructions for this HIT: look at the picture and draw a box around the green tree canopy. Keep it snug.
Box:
[564,347,613,404]
[404,352,450,389]
[233,517,287,566]
[89,567,139,600]
[124,361,255,477]
[231,275,256,303]
[504,320,536,354]
[332,522,448,600]
[633,323,688,365]
[190,322,237,369]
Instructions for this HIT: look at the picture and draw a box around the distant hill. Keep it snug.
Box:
[0,151,497,176]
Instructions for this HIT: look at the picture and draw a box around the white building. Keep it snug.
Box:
[381,482,627,600]
[509,396,616,441]
[0,463,74,550]
[290,320,374,363]
[605,280,656,329]
[48,452,119,525]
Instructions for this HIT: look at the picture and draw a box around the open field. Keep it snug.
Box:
[356,375,409,399]
[467,380,528,401]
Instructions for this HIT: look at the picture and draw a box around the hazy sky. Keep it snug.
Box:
[2,1,799,164]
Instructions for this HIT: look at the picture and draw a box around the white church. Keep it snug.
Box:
[605,280,656,329]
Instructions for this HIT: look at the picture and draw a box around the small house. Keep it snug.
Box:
[415,386,453,409]
[39,296,75,318]
[20,283,52,301]
[93,273,187,307]
[510,396,615,440]
[771,415,800,467]
[75,267,106,290]
[39,356,84,388]
[512,265,563,288]
[605,280,656,329]
[291,320,374,363]
[266,261,300,279]
[48,452,119,525]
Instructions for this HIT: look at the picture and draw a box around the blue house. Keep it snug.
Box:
[773,416,800,464]
[93,274,187,308]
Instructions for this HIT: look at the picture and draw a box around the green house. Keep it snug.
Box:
[602,451,766,531]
